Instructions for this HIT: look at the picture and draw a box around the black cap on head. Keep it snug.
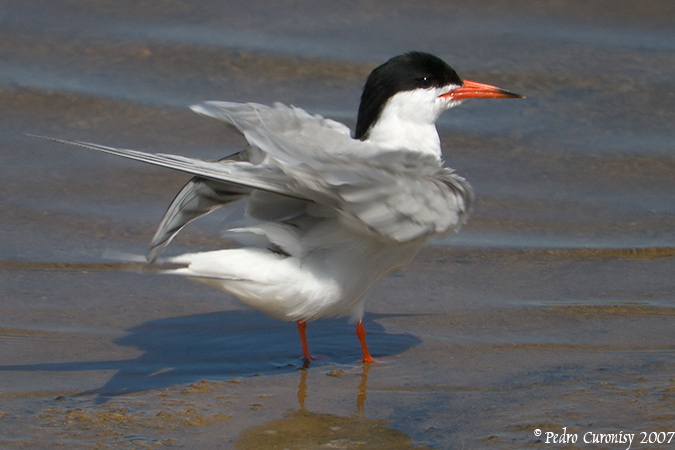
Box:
[355,52,462,140]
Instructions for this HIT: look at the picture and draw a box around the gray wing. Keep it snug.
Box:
[147,102,350,261]
[146,176,250,262]
[281,149,474,241]
[147,148,258,262]
[33,103,473,247]
[31,136,300,197]
[189,102,474,240]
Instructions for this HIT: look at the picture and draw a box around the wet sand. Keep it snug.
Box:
[1,0,674,448]
[0,249,673,448]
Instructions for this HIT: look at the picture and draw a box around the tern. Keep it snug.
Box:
[37,52,522,363]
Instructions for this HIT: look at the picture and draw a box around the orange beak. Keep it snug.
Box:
[441,79,524,101]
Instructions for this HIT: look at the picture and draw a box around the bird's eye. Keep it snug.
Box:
[418,76,433,88]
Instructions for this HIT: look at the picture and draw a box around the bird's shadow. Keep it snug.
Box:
[0,310,420,400]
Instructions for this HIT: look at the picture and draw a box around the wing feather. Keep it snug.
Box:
[32,101,473,244]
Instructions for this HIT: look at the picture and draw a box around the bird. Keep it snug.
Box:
[37,52,522,364]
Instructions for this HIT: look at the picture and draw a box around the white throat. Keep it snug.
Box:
[363,87,458,159]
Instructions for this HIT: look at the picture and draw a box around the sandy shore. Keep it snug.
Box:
[0,247,673,448]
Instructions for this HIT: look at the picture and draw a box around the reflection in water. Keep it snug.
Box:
[357,364,368,413]
[236,365,428,449]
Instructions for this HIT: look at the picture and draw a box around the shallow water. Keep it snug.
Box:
[1,0,674,448]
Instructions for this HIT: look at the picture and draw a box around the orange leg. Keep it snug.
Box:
[296,320,316,362]
[356,320,377,363]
